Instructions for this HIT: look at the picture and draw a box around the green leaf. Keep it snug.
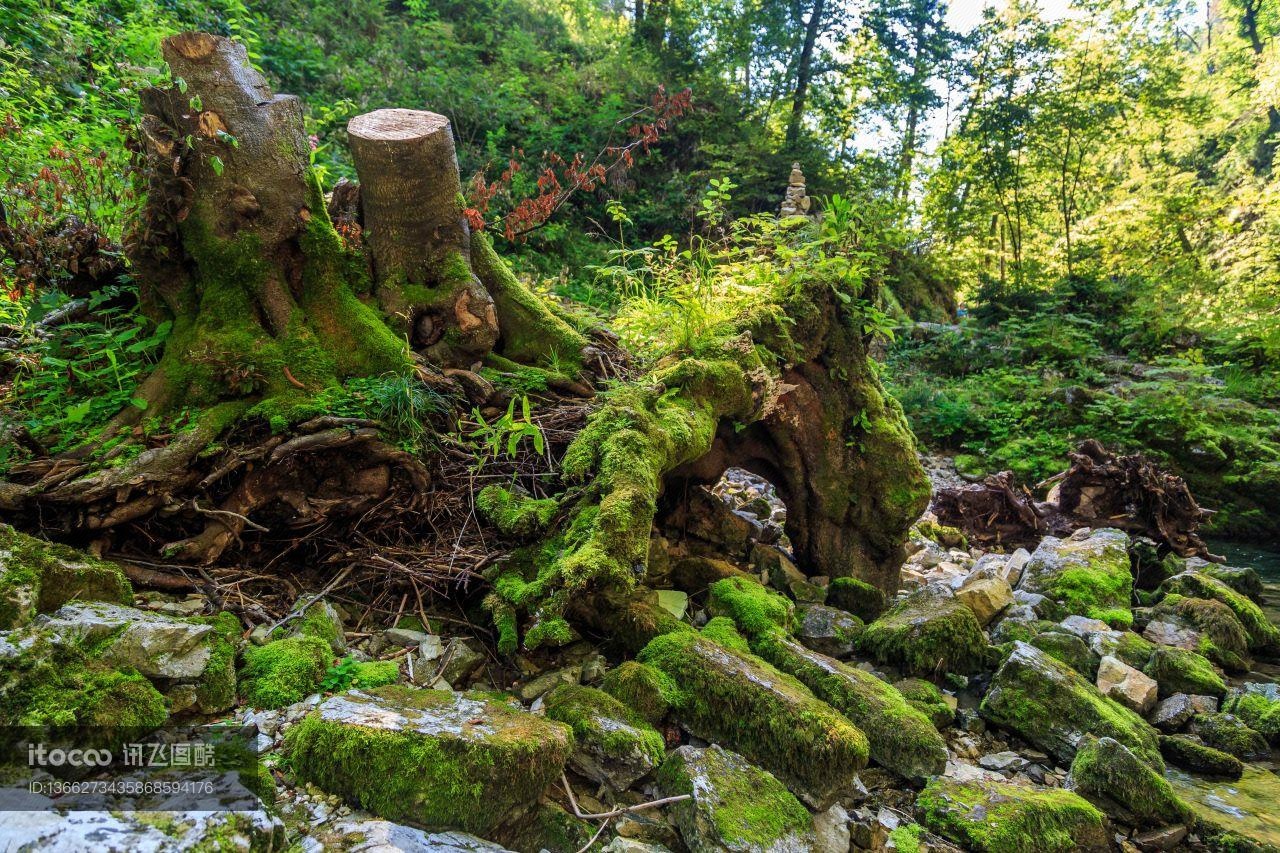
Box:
[63,401,92,424]
[208,155,224,177]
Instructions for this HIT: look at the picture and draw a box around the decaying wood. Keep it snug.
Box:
[934,440,1217,559]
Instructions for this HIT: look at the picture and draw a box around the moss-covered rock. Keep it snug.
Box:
[825,576,887,622]
[286,685,573,834]
[1189,712,1270,761]
[794,603,863,658]
[636,626,868,805]
[1150,594,1250,672]
[657,744,815,853]
[747,627,947,779]
[1223,683,1280,744]
[859,586,989,676]
[544,683,665,790]
[1159,571,1280,654]
[980,641,1163,769]
[707,575,794,635]
[490,802,593,853]
[1018,529,1133,628]
[1029,630,1099,678]
[916,777,1109,853]
[1158,734,1244,779]
[240,635,331,709]
[1186,559,1264,602]
[1067,735,1191,827]
[1143,647,1226,699]
[893,677,955,729]
[1088,628,1157,670]
[275,596,346,655]
[0,525,131,629]
[599,660,677,726]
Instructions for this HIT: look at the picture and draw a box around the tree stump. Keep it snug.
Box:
[348,109,498,365]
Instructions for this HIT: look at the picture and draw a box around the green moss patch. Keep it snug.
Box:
[1068,735,1191,827]
[286,685,573,834]
[1160,571,1280,654]
[476,485,559,540]
[893,677,955,729]
[707,575,794,635]
[240,635,331,709]
[1143,647,1226,699]
[1020,530,1133,628]
[544,684,664,790]
[917,777,1108,853]
[1190,712,1270,760]
[0,525,131,629]
[1159,734,1243,779]
[599,660,677,725]
[825,576,887,622]
[1223,685,1280,744]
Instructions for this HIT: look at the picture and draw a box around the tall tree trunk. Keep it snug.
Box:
[348,109,498,366]
[895,12,931,203]
[785,0,826,148]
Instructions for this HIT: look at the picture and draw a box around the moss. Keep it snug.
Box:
[599,660,677,725]
[1023,531,1133,628]
[980,642,1163,769]
[1159,734,1244,779]
[888,823,925,853]
[476,485,558,540]
[0,524,132,629]
[917,777,1108,853]
[657,744,813,851]
[893,677,955,729]
[1160,572,1280,654]
[915,519,968,549]
[1030,630,1099,678]
[707,575,794,635]
[1143,646,1226,699]
[700,616,753,653]
[859,591,989,676]
[1223,690,1280,744]
[239,635,331,709]
[543,684,664,776]
[1109,631,1158,669]
[273,598,345,654]
[637,628,868,803]
[351,660,400,689]
[286,685,573,834]
[491,802,593,853]
[193,629,237,713]
[825,576,887,621]
[748,627,947,779]
[1190,713,1270,760]
[1153,594,1251,672]
[1068,735,1191,826]
[1046,568,1133,628]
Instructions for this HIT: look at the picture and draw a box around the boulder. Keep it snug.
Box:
[1184,558,1264,601]
[240,635,331,709]
[1067,735,1191,828]
[794,604,862,659]
[1157,734,1243,779]
[1001,548,1032,587]
[859,585,989,677]
[1159,571,1280,653]
[980,642,1162,769]
[893,677,955,729]
[1029,630,1099,678]
[824,576,886,622]
[1141,620,1200,650]
[751,543,806,592]
[544,684,664,790]
[600,661,675,726]
[916,777,1109,852]
[1096,655,1158,714]
[1018,529,1133,628]
[954,576,1013,626]
[286,685,573,834]
[1148,595,1249,672]
[277,596,347,654]
[637,627,868,806]
[0,524,131,630]
[1142,647,1225,699]
[1150,694,1197,732]
[0,808,284,851]
[1188,712,1269,761]
[327,820,511,852]
[658,745,815,853]
[1222,682,1280,743]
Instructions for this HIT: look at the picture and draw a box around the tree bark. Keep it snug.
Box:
[785,0,826,148]
[348,109,498,366]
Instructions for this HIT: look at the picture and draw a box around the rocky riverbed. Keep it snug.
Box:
[0,461,1278,852]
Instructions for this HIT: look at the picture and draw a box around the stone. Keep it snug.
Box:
[544,684,664,790]
[38,601,216,680]
[1221,682,1280,744]
[438,637,485,685]
[1002,548,1032,586]
[1159,571,1280,653]
[789,579,828,604]
[751,543,806,592]
[1030,630,1099,678]
[893,677,956,730]
[954,576,1013,625]
[824,576,886,622]
[1141,620,1200,650]
[978,751,1028,772]
[1096,655,1159,714]
[602,840,673,853]
[917,777,1109,852]
[795,604,862,658]
[328,819,512,851]
[1018,529,1133,628]
[518,664,580,701]
[1188,712,1269,760]
[1067,735,1191,828]
[1142,647,1225,699]
[1132,825,1188,852]
[860,585,989,677]
[280,597,347,653]
[384,627,430,647]
[980,642,1162,769]
[0,808,283,851]
[1150,694,1196,732]
[286,685,573,834]
[813,804,850,853]
[1158,734,1243,779]
[657,745,816,852]
[0,524,131,630]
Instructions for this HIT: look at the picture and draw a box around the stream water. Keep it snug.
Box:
[1164,538,1280,845]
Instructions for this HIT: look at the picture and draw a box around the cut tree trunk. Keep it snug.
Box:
[348,109,498,365]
